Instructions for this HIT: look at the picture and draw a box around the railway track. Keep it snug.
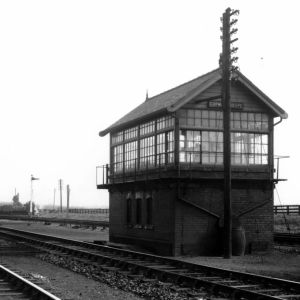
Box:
[0,263,60,300]
[0,227,299,299]
[274,232,300,245]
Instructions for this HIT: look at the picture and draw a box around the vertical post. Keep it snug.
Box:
[59,179,63,213]
[30,179,33,215]
[106,164,109,184]
[66,185,70,218]
[222,8,232,259]
[53,188,56,210]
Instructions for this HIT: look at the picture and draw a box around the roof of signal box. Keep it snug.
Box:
[99,68,288,137]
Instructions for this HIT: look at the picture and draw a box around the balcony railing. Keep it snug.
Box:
[96,159,177,187]
[96,157,276,188]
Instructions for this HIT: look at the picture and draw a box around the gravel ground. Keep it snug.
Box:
[2,255,142,300]
[0,219,299,300]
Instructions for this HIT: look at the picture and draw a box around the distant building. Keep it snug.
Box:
[97,68,287,256]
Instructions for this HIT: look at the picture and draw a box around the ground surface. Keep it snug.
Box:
[2,255,142,300]
[179,251,300,282]
[0,219,109,242]
[0,218,299,299]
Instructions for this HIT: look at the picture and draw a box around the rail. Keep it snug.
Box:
[0,264,61,299]
[1,227,300,300]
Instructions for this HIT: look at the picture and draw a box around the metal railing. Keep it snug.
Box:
[97,159,275,187]
[96,156,177,186]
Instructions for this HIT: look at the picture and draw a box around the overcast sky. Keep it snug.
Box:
[0,1,298,208]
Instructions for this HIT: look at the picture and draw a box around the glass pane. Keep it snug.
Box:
[187,118,194,126]
[262,155,268,164]
[202,153,209,164]
[187,109,194,118]
[180,152,186,162]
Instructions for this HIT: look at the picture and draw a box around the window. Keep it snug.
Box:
[156,131,174,165]
[156,133,165,165]
[179,109,223,129]
[146,197,153,225]
[140,120,155,136]
[136,198,142,225]
[124,126,138,141]
[202,131,223,165]
[111,115,175,173]
[140,136,155,168]
[111,131,123,145]
[113,145,123,172]
[157,115,174,131]
[167,131,174,163]
[179,109,268,132]
[124,141,138,171]
[180,130,201,163]
[231,133,268,165]
[126,198,132,224]
[180,130,223,165]
[231,112,268,131]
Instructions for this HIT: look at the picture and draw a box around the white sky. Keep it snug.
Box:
[0,1,298,208]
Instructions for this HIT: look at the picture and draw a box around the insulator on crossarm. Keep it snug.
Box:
[230,47,238,54]
[230,37,239,44]
[231,57,239,63]
[230,19,238,26]
[231,65,240,72]
[230,28,238,35]
[230,9,240,16]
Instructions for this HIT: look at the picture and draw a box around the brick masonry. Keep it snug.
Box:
[109,180,274,256]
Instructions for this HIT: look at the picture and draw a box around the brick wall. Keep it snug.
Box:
[174,181,273,255]
[109,180,273,256]
[109,183,176,255]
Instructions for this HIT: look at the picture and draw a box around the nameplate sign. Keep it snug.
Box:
[208,101,243,110]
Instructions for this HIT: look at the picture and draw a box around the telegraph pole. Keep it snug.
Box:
[53,188,56,210]
[220,7,239,258]
[66,184,70,218]
[59,179,63,213]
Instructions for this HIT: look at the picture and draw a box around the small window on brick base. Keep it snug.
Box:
[136,198,142,225]
[146,197,153,225]
[126,198,132,224]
